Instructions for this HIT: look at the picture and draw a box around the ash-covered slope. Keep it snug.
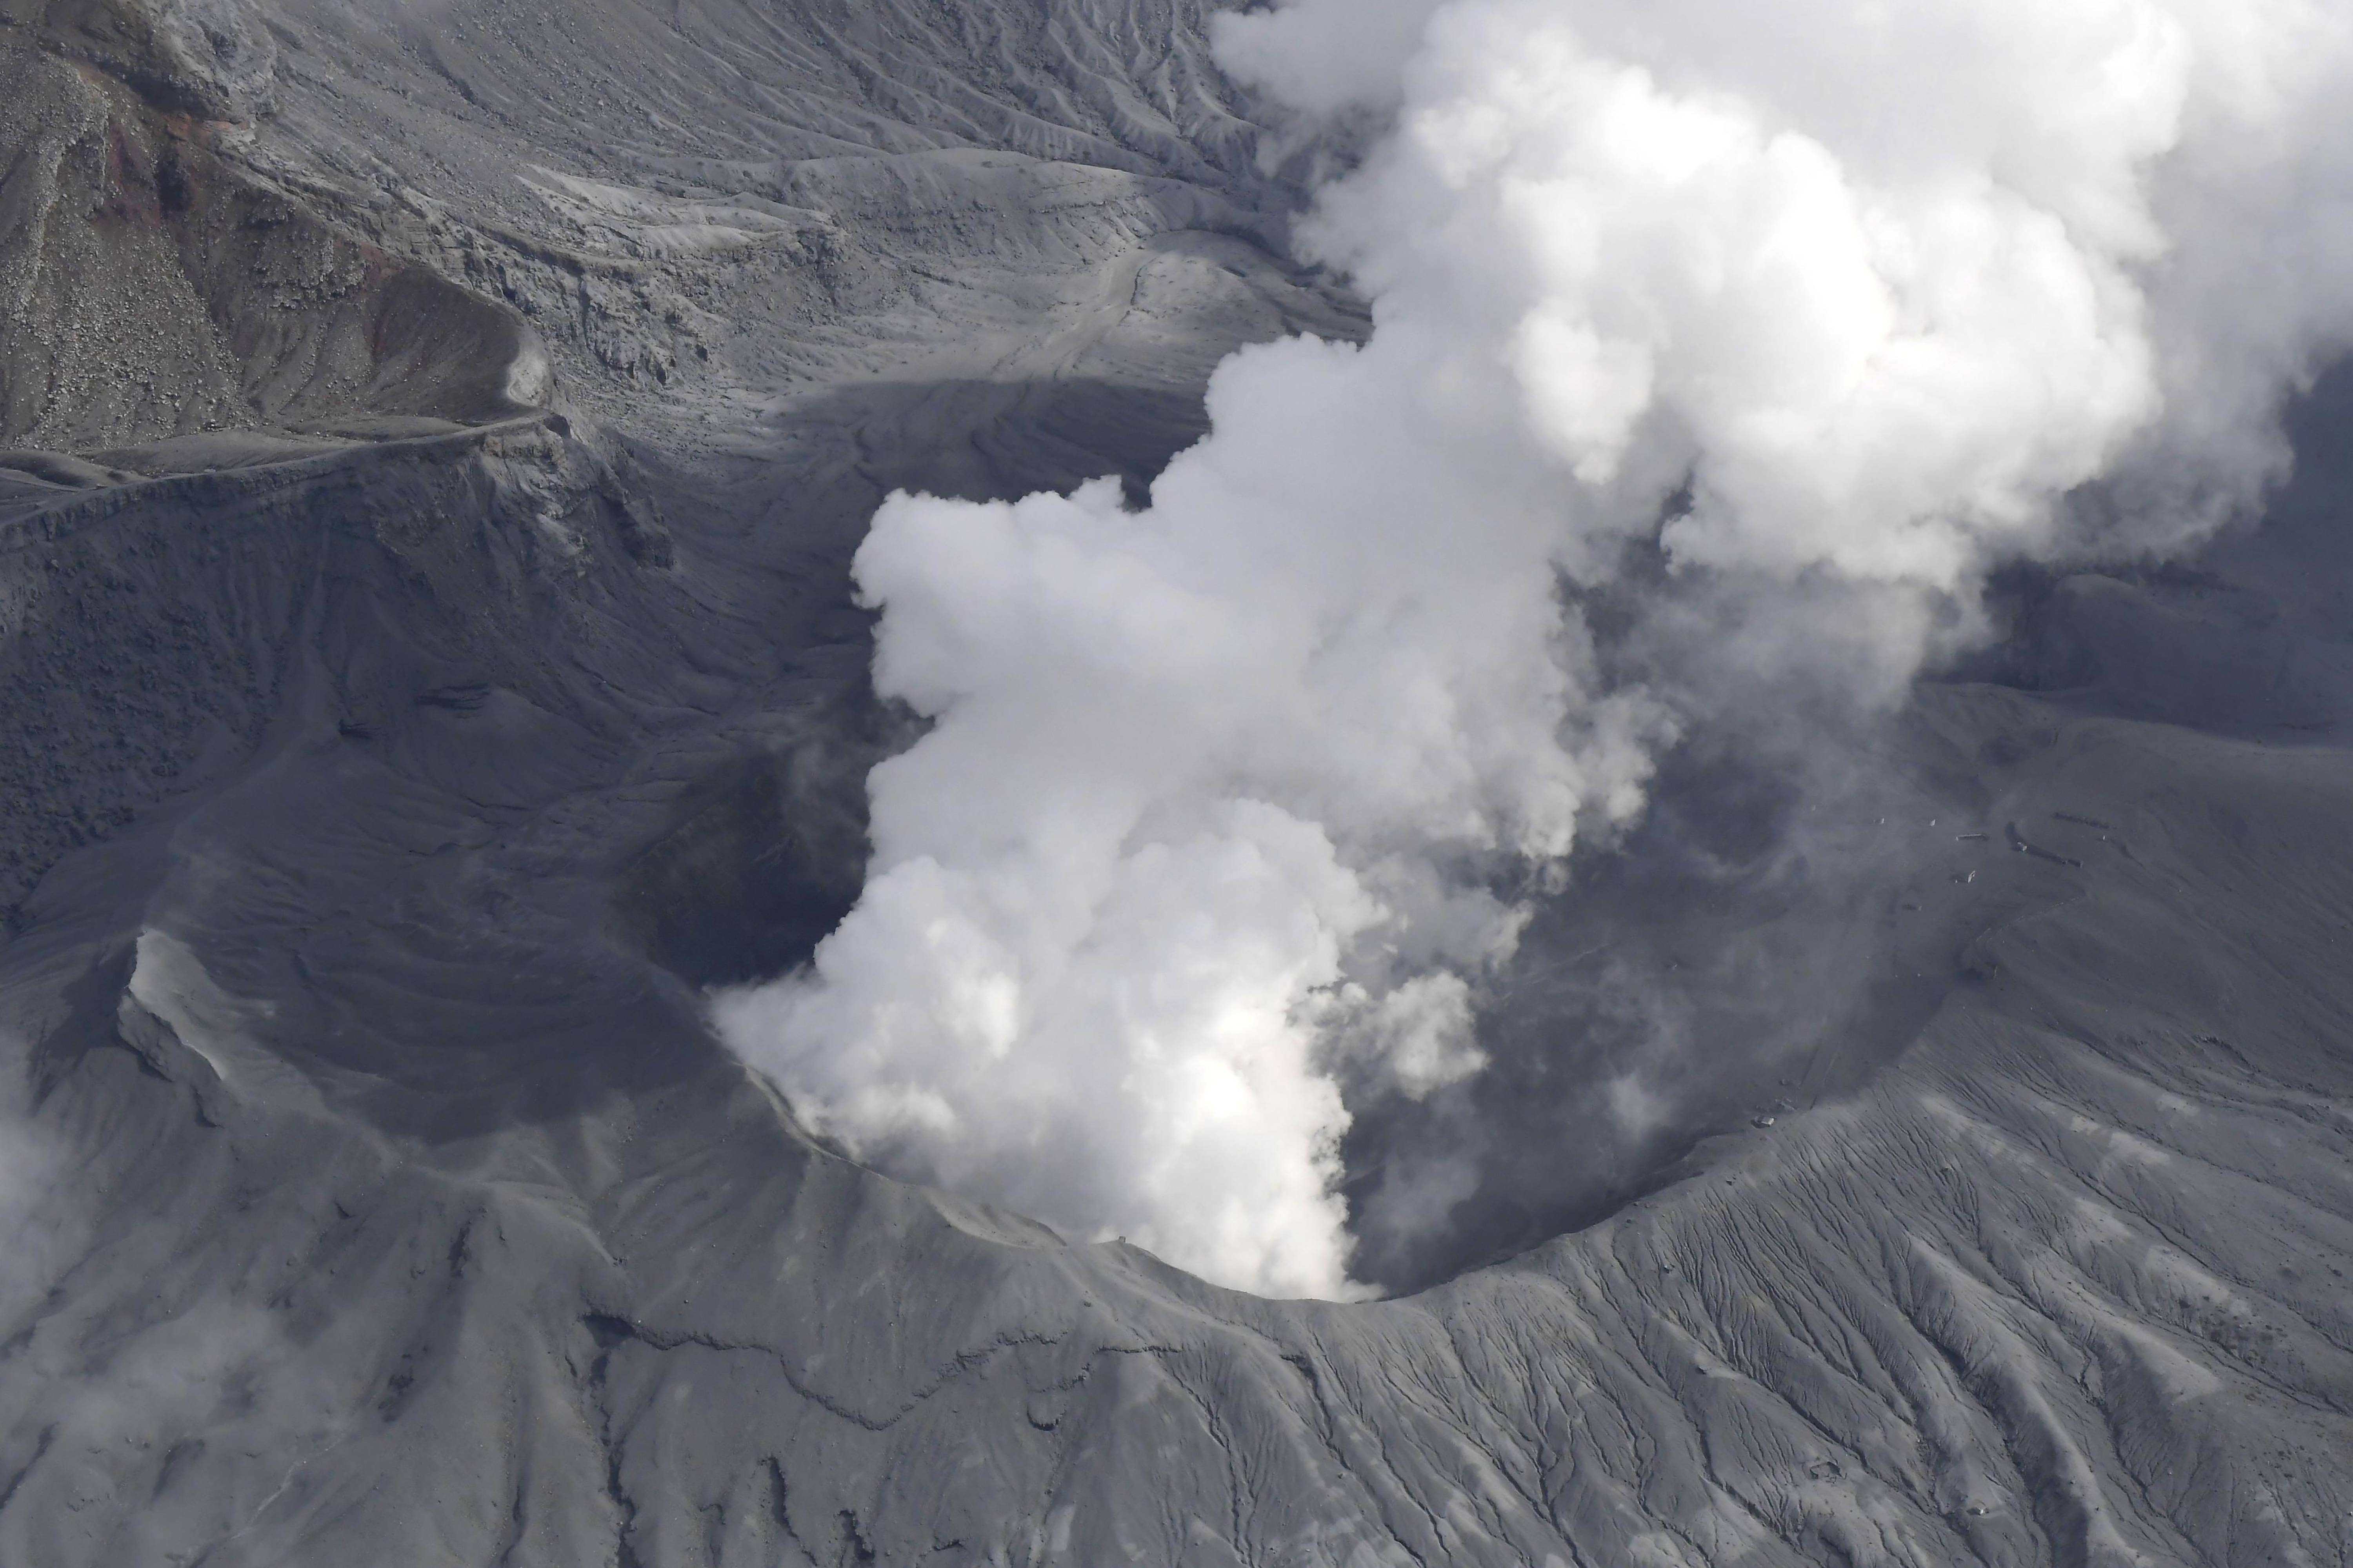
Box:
[236,0,1319,429]
[0,0,2350,1564]
[8,435,2353,1566]
[0,6,543,449]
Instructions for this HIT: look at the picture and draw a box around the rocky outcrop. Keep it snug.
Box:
[3,0,275,122]
[0,20,542,449]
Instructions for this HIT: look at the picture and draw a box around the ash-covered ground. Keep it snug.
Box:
[1,0,2350,1562]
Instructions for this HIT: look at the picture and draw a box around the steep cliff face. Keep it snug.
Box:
[223,0,1324,428]
[0,0,2350,1563]
[5,0,278,122]
[0,0,539,449]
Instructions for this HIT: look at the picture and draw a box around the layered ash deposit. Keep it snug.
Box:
[0,0,2349,1563]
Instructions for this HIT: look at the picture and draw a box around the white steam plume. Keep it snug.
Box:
[717,0,2353,1297]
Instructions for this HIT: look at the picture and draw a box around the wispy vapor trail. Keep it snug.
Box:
[720,0,2353,1297]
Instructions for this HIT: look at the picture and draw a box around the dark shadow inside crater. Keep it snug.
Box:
[1336,716,2047,1295]
[1339,361,2353,1296]
[614,748,870,991]
[598,360,2353,1300]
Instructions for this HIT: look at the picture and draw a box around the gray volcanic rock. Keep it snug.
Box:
[7,0,277,122]
[0,0,2350,1564]
[0,35,542,448]
[213,0,1321,434]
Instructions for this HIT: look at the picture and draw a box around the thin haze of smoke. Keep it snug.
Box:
[0,1170,329,1558]
[0,952,345,1556]
[718,0,2353,1298]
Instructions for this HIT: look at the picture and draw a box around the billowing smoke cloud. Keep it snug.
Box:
[718,0,2353,1297]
